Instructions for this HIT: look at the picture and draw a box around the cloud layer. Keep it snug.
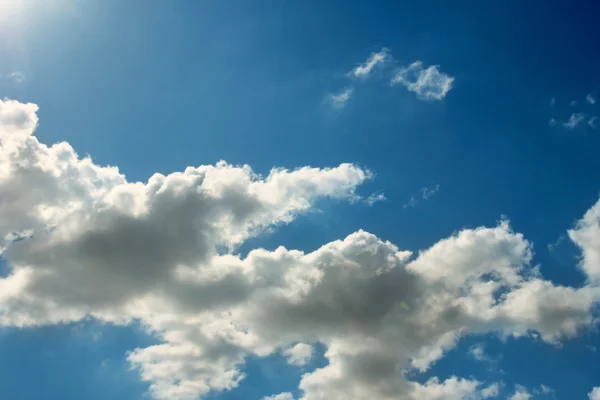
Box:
[1,99,600,399]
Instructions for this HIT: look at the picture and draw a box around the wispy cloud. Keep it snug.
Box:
[468,343,503,373]
[562,112,586,129]
[391,61,454,101]
[549,97,556,106]
[405,183,440,208]
[589,116,598,129]
[587,94,596,105]
[350,48,390,79]
[421,184,440,199]
[0,71,26,84]
[329,87,354,109]
[365,193,386,206]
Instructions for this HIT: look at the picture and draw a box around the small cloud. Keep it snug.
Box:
[570,100,578,106]
[589,386,600,400]
[586,94,596,105]
[283,343,314,367]
[468,343,489,362]
[509,385,532,400]
[468,343,502,372]
[535,384,555,395]
[263,394,294,400]
[549,97,556,106]
[405,184,439,208]
[547,234,565,252]
[421,184,440,200]
[351,48,390,79]
[589,116,598,129]
[1,71,26,84]
[391,61,454,101]
[404,195,417,209]
[365,193,386,206]
[562,112,586,129]
[548,118,558,127]
[329,87,354,109]
[481,383,500,398]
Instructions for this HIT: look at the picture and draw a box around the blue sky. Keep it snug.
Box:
[1,1,600,399]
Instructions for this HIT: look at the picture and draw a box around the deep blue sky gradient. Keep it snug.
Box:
[1,1,600,398]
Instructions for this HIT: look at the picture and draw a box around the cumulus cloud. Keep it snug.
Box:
[350,48,390,79]
[329,87,354,109]
[589,387,600,400]
[391,61,454,100]
[263,394,294,400]
[481,383,500,398]
[283,343,314,366]
[509,385,532,400]
[569,197,600,284]
[1,98,600,400]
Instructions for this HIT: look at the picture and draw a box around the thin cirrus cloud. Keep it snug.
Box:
[3,98,600,400]
[328,87,354,109]
[327,48,454,108]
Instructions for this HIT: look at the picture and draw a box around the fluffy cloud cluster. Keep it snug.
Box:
[329,49,453,108]
[548,93,598,130]
[1,99,600,400]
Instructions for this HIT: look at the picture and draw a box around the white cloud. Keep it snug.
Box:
[263,393,294,400]
[468,343,491,363]
[0,71,26,84]
[405,184,439,208]
[481,383,500,398]
[587,94,596,105]
[391,61,454,100]
[589,387,600,400]
[536,384,554,395]
[283,343,314,367]
[421,184,440,199]
[509,385,532,400]
[350,48,390,79]
[562,112,586,129]
[329,87,354,109]
[549,97,556,106]
[365,193,386,206]
[589,116,598,129]
[569,197,600,283]
[1,98,600,400]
